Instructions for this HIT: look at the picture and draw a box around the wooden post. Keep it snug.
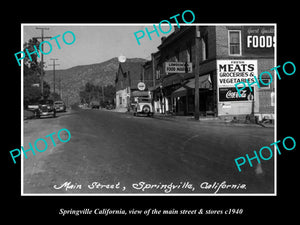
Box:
[194,26,200,120]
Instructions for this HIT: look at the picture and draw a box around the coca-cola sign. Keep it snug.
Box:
[219,87,253,102]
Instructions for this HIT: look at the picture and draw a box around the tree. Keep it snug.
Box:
[79,82,116,107]
[103,85,116,102]
[23,38,51,107]
[49,92,61,101]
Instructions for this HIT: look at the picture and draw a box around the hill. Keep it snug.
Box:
[44,57,146,106]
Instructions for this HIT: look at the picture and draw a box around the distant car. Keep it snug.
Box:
[54,101,66,112]
[90,100,100,109]
[133,97,153,117]
[36,99,56,118]
[91,103,100,109]
[105,104,115,110]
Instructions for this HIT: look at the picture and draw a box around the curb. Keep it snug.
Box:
[152,114,274,128]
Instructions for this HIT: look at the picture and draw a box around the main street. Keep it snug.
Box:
[23,109,274,194]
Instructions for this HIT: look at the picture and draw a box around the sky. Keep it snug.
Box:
[23,24,174,70]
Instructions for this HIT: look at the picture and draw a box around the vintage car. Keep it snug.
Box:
[133,97,154,117]
[54,101,67,112]
[36,99,56,118]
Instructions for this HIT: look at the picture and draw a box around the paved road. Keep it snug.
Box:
[23,109,274,194]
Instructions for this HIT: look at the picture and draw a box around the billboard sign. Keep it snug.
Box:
[217,60,258,87]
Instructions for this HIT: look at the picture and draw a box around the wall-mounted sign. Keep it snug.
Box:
[165,62,192,73]
[137,82,146,91]
[217,60,258,87]
[243,26,275,54]
[219,87,254,102]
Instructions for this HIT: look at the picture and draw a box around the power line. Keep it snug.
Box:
[49,58,60,94]
[33,27,52,99]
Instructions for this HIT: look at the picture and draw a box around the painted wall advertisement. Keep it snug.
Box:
[219,87,254,102]
[217,60,257,101]
[243,26,275,55]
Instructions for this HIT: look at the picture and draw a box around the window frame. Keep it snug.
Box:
[259,78,271,89]
[228,30,242,56]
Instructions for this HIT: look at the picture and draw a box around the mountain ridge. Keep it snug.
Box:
[44,57,147,105]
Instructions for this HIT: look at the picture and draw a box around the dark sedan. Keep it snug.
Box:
[37,100,56,118]
[54,101,67,112]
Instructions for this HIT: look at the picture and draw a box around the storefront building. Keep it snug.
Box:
[150,25,275,120]
[115,61,145,111]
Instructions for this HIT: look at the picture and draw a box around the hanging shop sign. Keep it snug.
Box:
[217,60,258,87]
[165,62,193,73]
[219,87,254,102]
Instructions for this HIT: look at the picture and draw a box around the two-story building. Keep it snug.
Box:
[149,25,275,120]
[115,61,147,111]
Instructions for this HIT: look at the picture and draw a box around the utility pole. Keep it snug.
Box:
[101,85,105,103]
[151,53,156,112]
[151,53,156,88]
[59,72,62,99]
[34,27,51,99]
[49,58,59,94]
[194,26,200,120]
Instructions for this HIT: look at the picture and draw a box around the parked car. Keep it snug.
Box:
[133,97,154,117]
[36,99,56,118]
[27,102,40,118]
[90,101,100,109]
[54,101,66,112]
[105,104,115,110]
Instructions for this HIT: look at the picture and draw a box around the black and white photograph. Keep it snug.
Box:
[4,4,298,221]
[20,24,276,195]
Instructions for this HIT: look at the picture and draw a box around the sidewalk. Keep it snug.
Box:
[152,113,274,128]
[112,109,274,128]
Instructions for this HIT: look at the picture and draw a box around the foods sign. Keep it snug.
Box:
[217,60,257,87]
[243,26,275,54]
[165,62,192,73]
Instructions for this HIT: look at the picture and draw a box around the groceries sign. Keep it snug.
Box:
[217,60,257,87]
[217,60,257,101]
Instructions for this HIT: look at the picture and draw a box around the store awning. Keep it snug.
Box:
[171,74,212,98]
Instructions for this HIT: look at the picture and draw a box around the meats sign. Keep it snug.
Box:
[217,60,258,87]
[217,60,257,102]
